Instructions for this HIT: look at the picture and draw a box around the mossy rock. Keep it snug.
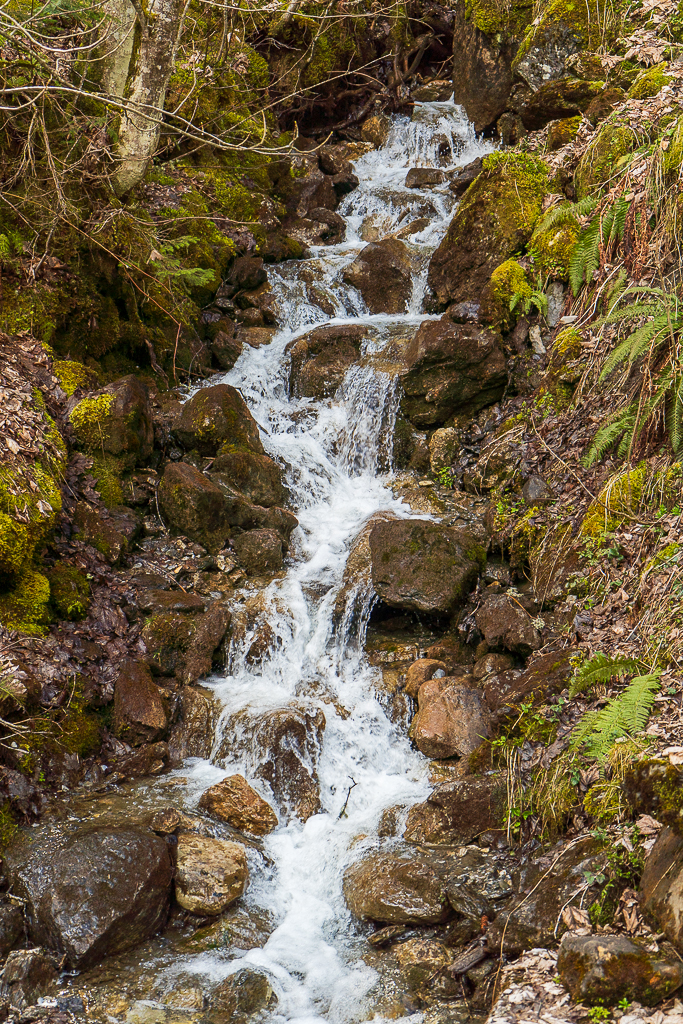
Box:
[575,118,638,197]
[53,360,99,397]
[546,115,582,151]
[520,77,604,131]
[512,0,615,91]
[46,565,91,621]
[0,569,51,636]
[530,219,579,278]
[464,0,533,35]
[486,259,531,331]
[173,384,264,457]
[68,376,154,469]
[628,63,671,100]
[427,151,549,309]
[0,461,64,579]
[90,455,124,509]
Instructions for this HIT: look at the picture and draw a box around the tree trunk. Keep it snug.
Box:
[101,0,187,195]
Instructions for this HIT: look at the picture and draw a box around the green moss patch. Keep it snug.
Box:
[46,565,91,621]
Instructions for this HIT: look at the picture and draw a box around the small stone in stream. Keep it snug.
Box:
[175,834,248,916]
[198,775,278,836]
[233,528,284,575]
[149,807,184,833]
[0,949,58,1008]
[112,658,168,746]
[405,168,447,188]
[404,659,447,699]
[557,932,683,1006]
[368,924,408,947]
[342,238,412,315]
[410,678,492,759]
[210,968,276,1024]
[475,593,541,656]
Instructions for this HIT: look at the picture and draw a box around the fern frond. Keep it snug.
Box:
[569,672,661,762]
[668,371,683,453]
[535,196,598,236]
[583,405,637,466]
[568,653,642,699]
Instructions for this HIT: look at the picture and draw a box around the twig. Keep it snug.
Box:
[337,777,357,819]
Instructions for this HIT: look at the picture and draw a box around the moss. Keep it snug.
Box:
[546,116,582,153]
[628,62,671,100]
[0,569,51,635]
[53,360,99,397]
[464,0,533,34]
[512,0,615,76]
[530,220,579,279]
[46,565,91,621]
[581,463,648,539]
[0,462,64,577]
[69,394,114,451]
[488,259,531,330]
[91,455,124,509]
[0,803,17,851]
[575,118,638,198]
[59,707,101,756]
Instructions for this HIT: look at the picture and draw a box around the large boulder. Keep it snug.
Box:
[410,678,492,759]
[158,462,231,553]
[404,775,507,845]
[287,324,367,399]
[342,239,412,314]
[68,376,154,468]
[211,449,286,508]
[343,845,456,924]
[175,834,248,916]
[475,593,541,655]
[198,776,278,836]
[401,318,507,427]
[233,528,284,575]
[369,519,485,614]
[173,385,263,456]
[557,932,683,1007]
[142,600,231,684]
[427,152,548,310]
[518,77,604,130]
[5,824,173,967]
[112,658,168,746]
[512,0,610,93]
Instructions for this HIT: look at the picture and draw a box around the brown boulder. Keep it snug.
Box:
[175,834,248,916]
[519,77,604,130]
[5,824,173,967]
[369,518,485,615]
[640,827,683,950]
[475,593,541,655]
[211,969,275,1023]
[198,776,278,836]
[557,932,683,1007]
[405,659,447,699]
[209,328,242,371]
[342,239,412,314]
[233,529,284,575]
[452,6,525,132]
[401,318,507,427]
[173,384,263,456]
[168,686,221,763]
[68,375,154,468]
[211,449,286,508]
[343,845,456,924]
[142,600,231,684]
[72,503,141,565]
[112,659,167,746]
[158,462,231,553]
[404,775,506,845]
[483,650,572,717]
[0,949,57,1008]
[410,678,492,759]
[287,324,366,399]
[405,168,447,188]
[251,706,325,821]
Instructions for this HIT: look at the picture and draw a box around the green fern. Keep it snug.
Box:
[569,671,661,762]
[584,404,638,466]
[568,652,642,698]
[534,196,597,236]
[569,198,630,297]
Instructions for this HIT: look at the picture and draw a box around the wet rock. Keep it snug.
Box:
[429,427,459,474]
[173,384,263,457]
[198,776,278,836]
[427,152,548,310]
[210,968,276,1023]
[274,151,338,219]
[252,706,325,821]
[640,827,683,950]
[0,902,23,956]
[233,528,284,575]
[410,678,492,759]
[452,10,522,133]
[557,932,683,1007]
[287,324,367,399]
[211,449,286,508]
[111,741,170,781]
[405,168,447,188]
[426,636,473,673]
[519,77,603,130]
[361,113,391,148]
[369,518,485,615]
[209,328,242,371]
[395,217,430,239]
[0,949,57,1008]
[404,775,507,845]
[334,510,399,624]
[168,686,221,763]
[235,325,278,349]
[401,318,507,427]
[394,937,460,1000]
[142,600,231,684]
[175,834,248,916]
[113,658,168,746]
[473,652,515,680]
[343,239,412,314]
[343,844,455,924]
[137,590,205,615]
[487,838,603,956]
[288,209,346,246]
[412,80,453,102]
[405,659,447,699]
[475,594,541,656]
[5,824,173,967]
[483,650,571,718]
[448,158,484,199]
[72,503,140,565]
[226,256,268,293]
[68,375,154,468]
[158,462,231,553]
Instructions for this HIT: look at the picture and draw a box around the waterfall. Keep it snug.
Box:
[147,99,494,1024]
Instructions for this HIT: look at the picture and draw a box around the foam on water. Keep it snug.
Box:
[159,99,494,1024]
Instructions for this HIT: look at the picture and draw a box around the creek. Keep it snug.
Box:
[79,100,493,1024]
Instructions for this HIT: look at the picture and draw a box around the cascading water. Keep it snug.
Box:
[100,100,493,1024]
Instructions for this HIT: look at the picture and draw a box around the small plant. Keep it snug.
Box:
[588,1007,611,1022]
[510,285,548,318]
[436,467,456,489]
[569,652,643,699]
